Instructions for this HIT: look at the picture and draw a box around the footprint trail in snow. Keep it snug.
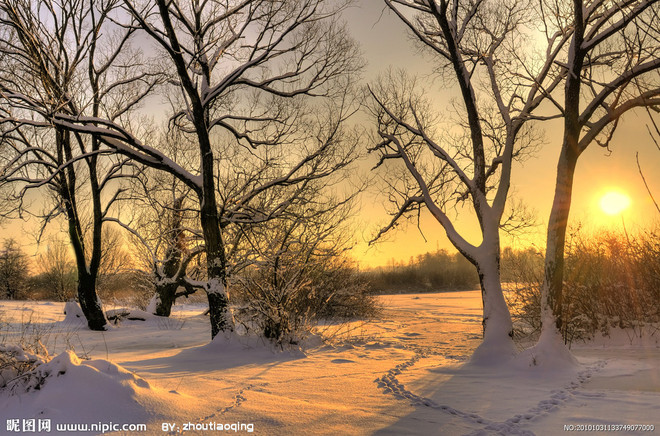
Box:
[375,347,609,435]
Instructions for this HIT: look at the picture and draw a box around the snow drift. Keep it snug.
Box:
[0,350,196,425]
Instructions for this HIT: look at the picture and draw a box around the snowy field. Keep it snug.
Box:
[1,291,659,435]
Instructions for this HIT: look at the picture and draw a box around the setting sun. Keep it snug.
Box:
[599,191,631,216]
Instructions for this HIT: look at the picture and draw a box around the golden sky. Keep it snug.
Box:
[2,1,659,270]
[346,2,660,267]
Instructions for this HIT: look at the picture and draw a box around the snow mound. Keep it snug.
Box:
[198,332,310,356]
[514,329,579,371]
[62,301,86,324]
[106,308,156,323]
[467,338,517,367]
[145,294,160,314]
[0,350,193,423]
[167,332,306,371]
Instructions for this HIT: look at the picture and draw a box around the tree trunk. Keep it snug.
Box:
[477,257,514,341]
[77,271,107,331]
[207,290,232,338]
[199,187,234,338]
[469,249,516,364]
[540,142,579,338]
[190,85,233,338]
[154,282,178,317]
[538,0,585,340]
[525,147,581,367]
[528,83,583,367]
[460,223,515,364]
[55,128,107,331]
[154,197,186,317]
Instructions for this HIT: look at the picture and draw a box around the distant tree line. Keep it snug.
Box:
[363,249,479,293]
[0,235,135,303]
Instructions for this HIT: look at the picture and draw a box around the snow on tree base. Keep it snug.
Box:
[514,328,579,371]
[467,336,517,367]
[145,294,160,314]
[62,301,86,324]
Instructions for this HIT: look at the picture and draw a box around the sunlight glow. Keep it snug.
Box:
[599,191,631,216]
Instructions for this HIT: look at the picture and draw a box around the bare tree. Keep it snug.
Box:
[123,123,363,320]
[147,197,203,316]
[0,238,29,299]
[125,173,205,317]
[234,189,360,345]
[0,0,158,329]
[538,0,660,351]
[369,0,570,361]
[122,0,363,339]
[37,238,77,302]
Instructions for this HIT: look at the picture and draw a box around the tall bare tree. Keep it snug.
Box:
[0,238,29,299]
[0,0,157,329]
[122,121,363,320]
[37,238,77,302]
[124,164,205,317]
[369,0,571,361]
[538,0,660,350]
[118,0,363,338]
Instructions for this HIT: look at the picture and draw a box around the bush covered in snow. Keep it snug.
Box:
[505,227,660,344]
[233,257,379,346]
[0,344,48,392]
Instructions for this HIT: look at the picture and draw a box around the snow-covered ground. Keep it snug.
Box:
[1,291,658,435]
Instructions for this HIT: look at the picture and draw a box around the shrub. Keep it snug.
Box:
[501,246,544,338]
[506,226,660,344]
[233,257,379,347]
[0,344,47,392]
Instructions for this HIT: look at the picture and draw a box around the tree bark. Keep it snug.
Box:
[540,138,580,337]
[476,254,514,342]
[207,291,232,338]
[58,128,107,331]
[200,191,233,338]
[154,282,178,317]
[77,270,107,331]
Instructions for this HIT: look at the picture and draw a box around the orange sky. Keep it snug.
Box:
[345,2,660,267]
[1,1,659,269]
